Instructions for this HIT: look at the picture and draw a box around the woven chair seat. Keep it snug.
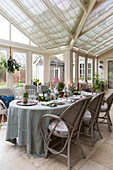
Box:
[49,119,68,136]
[100,105,107,112]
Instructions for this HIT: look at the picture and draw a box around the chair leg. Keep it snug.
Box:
[45,140,50,158]
[107,112,112,126]
[107,112,112,132]
[77,137,86,159]
[91,125,94,147]
[67,139,71,170]
[97,122,103,139]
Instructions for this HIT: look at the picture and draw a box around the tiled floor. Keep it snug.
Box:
[0,106,113,170]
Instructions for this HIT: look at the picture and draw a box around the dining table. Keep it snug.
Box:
[5,92,97,157]
[5,99,71,157]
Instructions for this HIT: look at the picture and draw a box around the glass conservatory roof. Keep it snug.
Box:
[0,0,113,56]
[75,0,113,56]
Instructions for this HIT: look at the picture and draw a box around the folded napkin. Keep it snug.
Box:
[41,101,57,107]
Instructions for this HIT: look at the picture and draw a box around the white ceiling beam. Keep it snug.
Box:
[0,9,46,51]
[96,44,113,56]
[70,0,97,49]
[12,0,60,49]
[88,36,113,52]
[77,0,88,12]
[42,0,74,39]
[0,39,47,54]
[80,8,113,36]
[79,24,113,48]
[92,0,106,11]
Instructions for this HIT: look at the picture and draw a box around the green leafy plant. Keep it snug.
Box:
[92,73,105,92]
[0,57,20,73]
[57,82,65,91]
[32,79,42,86]
[69,83,76,93]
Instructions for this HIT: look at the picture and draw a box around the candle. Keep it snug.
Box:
[37,81,39,93]
[50,81,52,89]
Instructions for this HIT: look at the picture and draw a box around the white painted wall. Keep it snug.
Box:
[98,49,113,81]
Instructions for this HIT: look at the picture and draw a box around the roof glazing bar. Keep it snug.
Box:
[70,0,97,49]
[42,0,74,40]
[12,0,60,48]
[80,8,113,36]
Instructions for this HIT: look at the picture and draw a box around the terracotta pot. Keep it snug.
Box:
[58,91,64,98]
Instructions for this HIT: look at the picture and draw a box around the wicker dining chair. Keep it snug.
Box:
[0,99,8,129]
[99,93,113,132]
[39,97,91,170]
[82,92,105,147]
[39,84,49,93]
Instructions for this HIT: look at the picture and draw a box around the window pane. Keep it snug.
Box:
[79,56,85,82]
[50,54,65,88]
[0,14,9,40]
[0,50,7,87]
[73,52,75,83]
[87,58,93,85]
[13,52,26,88]
[11,24,29,44]
[32,54,44,84]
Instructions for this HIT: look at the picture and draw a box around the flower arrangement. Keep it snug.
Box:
[69,83,76,93]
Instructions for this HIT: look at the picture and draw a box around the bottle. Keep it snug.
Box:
[23,85,28,103]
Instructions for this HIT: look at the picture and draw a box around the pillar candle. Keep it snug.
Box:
[37,82,39,93]
[50,81,52,89]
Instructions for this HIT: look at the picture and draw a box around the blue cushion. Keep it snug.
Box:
[0,95,14,108]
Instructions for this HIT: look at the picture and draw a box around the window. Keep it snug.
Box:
[13,52,26,88]
[11,24,29,45]
[32,54,44,84]
[87,58,93,86]
[0,49,7,87]
[0,14,9,40]
[95,58,97,74]
[79,56,85,82]
[54,68,60,79]
[73,52,75,83]
[50,54,65,84]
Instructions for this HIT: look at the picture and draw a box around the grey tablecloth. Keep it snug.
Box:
[6,100,69,156]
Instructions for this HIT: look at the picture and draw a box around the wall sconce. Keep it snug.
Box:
[99,60,104,64]
[99,65,103,69]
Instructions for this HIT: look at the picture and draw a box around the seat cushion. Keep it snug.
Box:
[0,95,14,108]
[83,110,91,123]
[48,119,68,136]
[100,105,107,112]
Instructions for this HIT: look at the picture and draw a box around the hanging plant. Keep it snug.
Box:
[4,56,21,73]
[1,47,21,73]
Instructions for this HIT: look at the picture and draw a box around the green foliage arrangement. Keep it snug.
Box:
[69,83,76,93]
[92,73,105,92]
[0,56,20,73]
[57,82,65,91]
[32,79,42,86]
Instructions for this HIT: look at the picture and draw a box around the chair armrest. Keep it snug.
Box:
[0,99,7,110]
[0,99,8,116]
[40,114,61,121]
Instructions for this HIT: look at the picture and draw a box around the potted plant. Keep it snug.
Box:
[57,82,65,97]
[92,73,105,93]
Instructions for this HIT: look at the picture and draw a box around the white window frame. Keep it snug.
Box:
[54,68,60,80]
